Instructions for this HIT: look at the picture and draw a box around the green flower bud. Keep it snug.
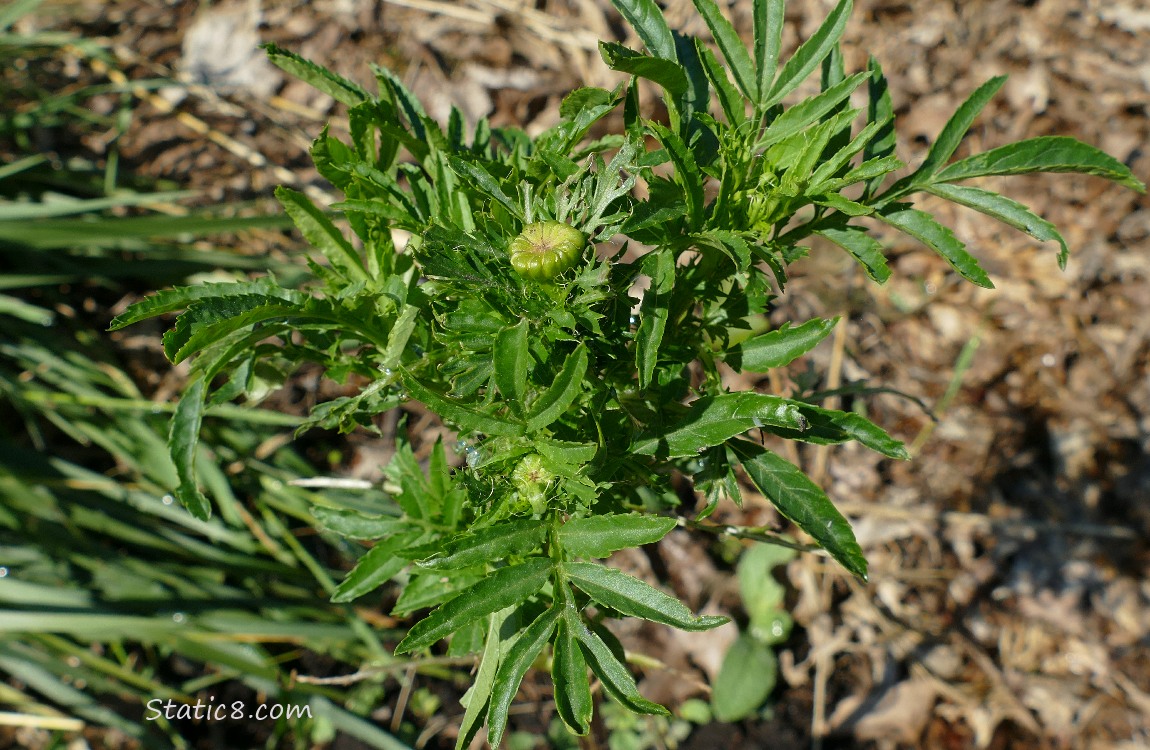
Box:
[512,453,555,514]
[509,221,587,281]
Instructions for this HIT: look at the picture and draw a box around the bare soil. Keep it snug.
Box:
[13,0,1150,748]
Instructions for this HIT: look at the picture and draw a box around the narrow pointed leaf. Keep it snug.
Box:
[552,617,593,735]
[926,182,1071,268]
[876,205,993,288]
[456,610,509,750]
[311,506,405,540]
[753,0,786,103]
[169,377,210,520]
[331,531,421,603]
[631,392,809,458]
[414,520,547,571]
[636,246,675,389]
[757,71,868,150]
[863,56,897,198]
[726,317,838,372]
[526,344,588,432]
[263,43,368,105]
[913,76,1007,181]
[691,0,756,99]
[494,319,530,414]
[572,618,669,715]
[448,157,524,222]
[395,558,551,654]
[403,373,524,437]
[816,226,891,283]
[766,401,909,459]
[559,515,678,558]
[608,0,677,60]
[731,441,867,579]
[696,40,746,124]
[599,42,687,95]
[487,606,561,748]
[276,186,368,282]
[764,0,852,107]
[647,122,705,229]
[565,562,728,631]
[934,135,1146,192]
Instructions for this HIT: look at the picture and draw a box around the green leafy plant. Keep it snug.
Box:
[114,0,1144,744]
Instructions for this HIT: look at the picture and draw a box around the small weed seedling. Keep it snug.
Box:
[114,0,1144,745]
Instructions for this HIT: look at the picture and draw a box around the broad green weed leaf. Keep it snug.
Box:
[559,515,678,558]
[753,0,786,103]
[169,377,210,520]
[415,519,547,571]
[608,0,677,61]
[599,42,688,96]
[711,634,777,722]
[565,562,728,631]
[934,135,1146,192]
[768,400,908,459]
[493,319,530,413]
[395,558,552,654]
[636,246,674,389]
[691,0,755,100]
[764,0,852,107]
[403,373,525,438]
[331,530,422,603]
[876,204,993,288]
[526,344,588,433]
[487,605,561,748]
[276,186,368,282]
[731,441,867,579]
[263,43,368,106]
[552,617,593,735]
[816,226,891,283]
[727,317,838,372]
[926,182,1071,268]
[631,393,809,458]
[572,618,669,715]
[311,506,405,540]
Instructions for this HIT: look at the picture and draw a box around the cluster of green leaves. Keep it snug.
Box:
[117,0,1143,744]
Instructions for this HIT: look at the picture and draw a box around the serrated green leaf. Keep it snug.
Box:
[276,186,368,282]
[487,605,561,748]
[763,0,852,107]
[913,76,1007,181]
[526,344,588,433]
[691,0,755,100]
[608,0,677,61]
[403,373,524,438]
[456,610,509,750]
[815,226,891,283]
[711,634,778,721]
[876,205,993,288]
[696,40,746,124]
[493,319,530,415]
[731,441,866,579]
[766,400,908,459]
[108,279,302,331]
[934,135,1146,193]
[647,122,705,229]
[863,56,897,199]
[636,246,675,389]
[415,520,547,571]
[448,157,525,223]
[311,506,405,540]
[757,71,867,150]
[565,562,728,631]
[552,617,593,735]
[571,618,669,716]
[263,43,368,106]
[395,558,551,654]
[926,182,1071,268]
[631,393,809,458]
[753,0,786,104]
[599,42,687,95]
[162,295,297,363]
[169,377,210,520]
[331,530,421,603]
[727,317,838,372]
[559,515,678,558]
